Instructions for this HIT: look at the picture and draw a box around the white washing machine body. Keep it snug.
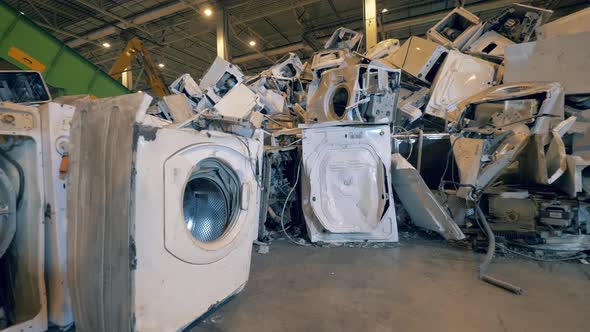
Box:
[301,122,398,243]
[39,102,74,328]
[132,126,262,331]
[0,102,47,332]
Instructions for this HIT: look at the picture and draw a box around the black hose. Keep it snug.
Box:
[0,149,25,209]
[475,204,523,295]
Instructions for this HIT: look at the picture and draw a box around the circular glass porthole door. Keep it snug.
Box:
[164,143,257,265]
[182,158,240,243]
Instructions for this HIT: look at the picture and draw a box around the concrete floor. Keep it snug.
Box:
[191,239,589,332]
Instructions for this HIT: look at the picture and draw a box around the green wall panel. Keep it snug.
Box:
[0,2,128,97]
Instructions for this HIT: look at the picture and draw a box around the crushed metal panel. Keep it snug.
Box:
[546,117,576,184]
[427,7,481,49]
[268,52,304,80]
[251,80,287,114]
[536,7,590,40]
[465,30,515,58]
[504,32,590,95]
[306,63,400,124]
[476,124,531,191]
[386,36,448,85]
[425,50,498,120]
[396,87,429,124]
[214,83,262,122]
[450,82,564,135]
[452,137,484,199]
[158,94,194,123]
[452,124,531,199]
[391,153,465,240]
[169,73,203,105]
[364,39,400,59]
[310,49,359,79]
[199,57,245,103]
[324,27,363,50]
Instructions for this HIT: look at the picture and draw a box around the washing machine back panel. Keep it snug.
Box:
[302,123,398,242]
[309,145,386,233]
[163,141,259,265]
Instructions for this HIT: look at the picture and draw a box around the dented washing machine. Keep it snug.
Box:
[67,93,263,332]
[301,122,398,243]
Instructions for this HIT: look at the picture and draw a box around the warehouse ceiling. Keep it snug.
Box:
[6,0,588,93]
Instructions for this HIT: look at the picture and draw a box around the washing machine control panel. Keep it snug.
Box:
[0,111,34,131]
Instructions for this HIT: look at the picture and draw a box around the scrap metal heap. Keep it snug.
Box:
[162,4,590,262]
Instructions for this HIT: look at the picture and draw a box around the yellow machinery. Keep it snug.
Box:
[109,37,169,97]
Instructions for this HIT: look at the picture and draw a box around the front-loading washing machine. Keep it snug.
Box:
[301,122,398,243]
[0,102,47,332]
[67,93,263,332]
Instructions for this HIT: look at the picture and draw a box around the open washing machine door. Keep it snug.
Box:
[67,94,262,332]
[0,102,47,332]
[301,122,398,243]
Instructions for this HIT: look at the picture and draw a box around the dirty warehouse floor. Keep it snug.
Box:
[190,239,589,332]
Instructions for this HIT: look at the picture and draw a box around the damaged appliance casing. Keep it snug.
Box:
[536,7,590,40]
[324,27,363,50]
[301,123,398,243]
[40,102,75,328]
[504,31,590,95]
[386,36,448,85]
[425,50,499,120]
[427,7,482,49]
[0,102,47,332]
[364,39,400,59]
[306,62,401,124]
[465,31,515,58]
[199,57,245,104]
[67,94,263,332]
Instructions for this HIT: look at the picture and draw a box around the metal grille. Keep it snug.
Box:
[183,177,229,243]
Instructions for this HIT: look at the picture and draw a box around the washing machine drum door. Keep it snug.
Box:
[164,146,256,265]
[309,146,388,233]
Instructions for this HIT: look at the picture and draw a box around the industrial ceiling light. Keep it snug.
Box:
[158,63,165,68]
[382,8,388,13]
[249,40,256,47]
[204,8,213,16]
[102,42,111,48]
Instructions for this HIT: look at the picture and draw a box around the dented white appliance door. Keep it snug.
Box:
[425,50,497,120]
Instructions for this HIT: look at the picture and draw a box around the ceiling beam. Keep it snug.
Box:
[66,0,209,48]
[233,0,522,64]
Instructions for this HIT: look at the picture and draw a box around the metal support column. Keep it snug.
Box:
[216,7,230,60]
[363,0,377,49]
